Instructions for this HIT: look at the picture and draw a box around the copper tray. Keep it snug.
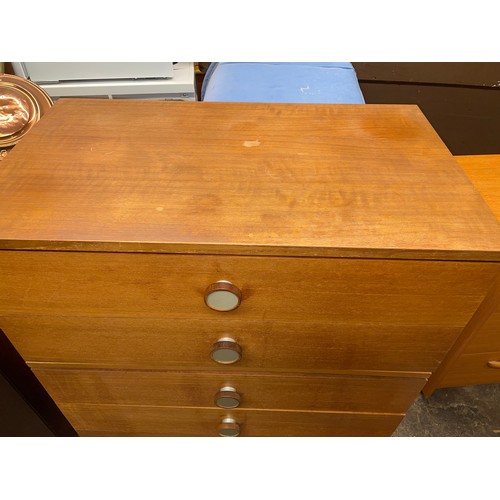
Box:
[0,73,54,152]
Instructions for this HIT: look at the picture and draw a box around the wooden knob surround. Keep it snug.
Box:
[205,280,241,312]
[210,337,242,364]
[218,418,240,437]
[215,386,241,409]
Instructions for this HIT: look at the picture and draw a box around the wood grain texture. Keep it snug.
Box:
[31,369,426,414]
[0,251,496,325]
[422,155,500,395]
[0,99,499,260]
[423,276,500,396]
[61,404,404,437]
[429,351,500,387]
[462,312,500,354]
[455,155,500,219]
[0,314,474,374]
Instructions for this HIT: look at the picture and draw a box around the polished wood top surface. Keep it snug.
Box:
[455,155,500,220]
[0,99,498,260]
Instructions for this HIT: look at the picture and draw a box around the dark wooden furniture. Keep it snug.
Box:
[353,62,500,156]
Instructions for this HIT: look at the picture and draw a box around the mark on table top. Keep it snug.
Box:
[243,140,261,148]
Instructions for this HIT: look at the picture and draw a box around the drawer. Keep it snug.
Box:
[0,251,496,325]
[62,404,404,437]
[2,315,454,373]
[32,369,426,414]
[463,312,500,354]
[436,351,500,387]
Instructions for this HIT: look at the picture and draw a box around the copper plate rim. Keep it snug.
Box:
[0,73,54,148]
[0,82,40,146]
[0,73,53,110]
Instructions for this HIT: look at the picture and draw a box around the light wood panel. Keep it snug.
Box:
[422,155,500,395]
[423,276,500,395]
[430,352,500,387]
[0,315,464,373]
[32,369,426,414]
[455,155,500,218]
[62,404,404,437]
[0,251,496,324]
[0,100,499,260]
[462,312,500,354]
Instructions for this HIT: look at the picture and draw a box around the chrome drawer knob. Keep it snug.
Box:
[215,386,241,409]
[205,280,241,312]
[210,337,242,364]
[218,418,240,437]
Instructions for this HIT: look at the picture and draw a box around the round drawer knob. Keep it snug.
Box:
[215,386,241,409]
[205,280,241,312]
[210,337,242,364]
[218,418,240,437]
[487,360,500,369]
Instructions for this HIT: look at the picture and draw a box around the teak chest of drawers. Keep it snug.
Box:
[0,100,499,436]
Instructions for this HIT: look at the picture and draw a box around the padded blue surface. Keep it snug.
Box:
[202,62,365,104]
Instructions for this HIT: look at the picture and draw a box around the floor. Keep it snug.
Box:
[393,383,500,437]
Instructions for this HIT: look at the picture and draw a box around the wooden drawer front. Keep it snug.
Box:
[32,369,426,414]
[62,405,404,437]
[3,316,455,373]
[463,312,500,354]
[0,251,496,325]
[437,352,500,387]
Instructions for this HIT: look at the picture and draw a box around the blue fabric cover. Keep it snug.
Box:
[201,62,365,104]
